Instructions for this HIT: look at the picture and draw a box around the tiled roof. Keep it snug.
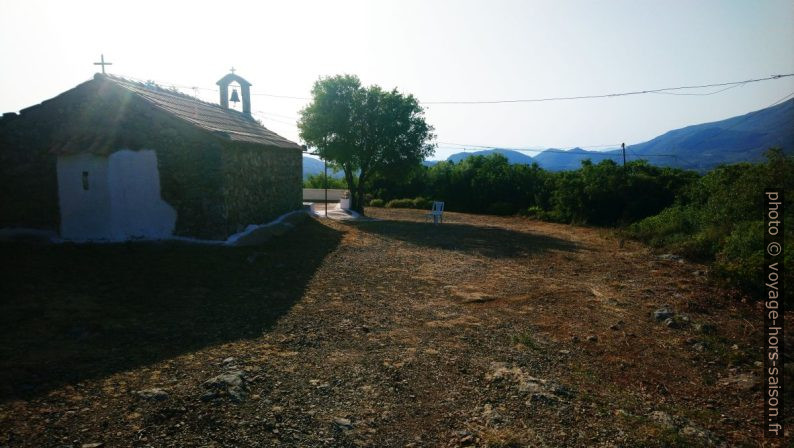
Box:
[103,75,301,150]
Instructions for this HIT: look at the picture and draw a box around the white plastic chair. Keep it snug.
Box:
[425,201,444,224]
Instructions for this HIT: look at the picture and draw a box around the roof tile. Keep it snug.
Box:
[104,75,301,149]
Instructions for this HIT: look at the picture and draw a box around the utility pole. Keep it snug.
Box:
[622,142,626,168]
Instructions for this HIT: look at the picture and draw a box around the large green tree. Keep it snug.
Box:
[298,74,435,212]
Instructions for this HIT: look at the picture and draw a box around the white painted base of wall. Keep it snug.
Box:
[57,149,177,242]
[170,208,310,246]
[0,209,310,246]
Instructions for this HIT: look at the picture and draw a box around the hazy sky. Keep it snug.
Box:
[1,0,793,159]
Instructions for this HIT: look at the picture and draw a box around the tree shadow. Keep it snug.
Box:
[350,219,579,258]
[0,218,341,402]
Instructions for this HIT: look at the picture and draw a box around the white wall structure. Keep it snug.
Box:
[106,150,177,240]
[57,149,177,241]
[302,188,348,202]
[57,153,113,239]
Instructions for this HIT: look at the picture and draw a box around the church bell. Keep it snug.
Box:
[229,88,241,104]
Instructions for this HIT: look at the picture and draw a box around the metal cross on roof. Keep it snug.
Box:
[93,54,112,74]
[230,67,236,74]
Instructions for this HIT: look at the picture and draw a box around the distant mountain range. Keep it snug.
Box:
[304,98,793,175]
[532,147,622,171]
[447,148,536,165]
[438,97,794,171]
[303,156,344,179]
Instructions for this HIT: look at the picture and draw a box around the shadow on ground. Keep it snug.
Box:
[351,219,579,258]
[0,219,341,402]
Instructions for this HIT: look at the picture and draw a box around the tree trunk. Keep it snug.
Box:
[352,170,368,214]
[343,166,357,212]
[354,184,366,213]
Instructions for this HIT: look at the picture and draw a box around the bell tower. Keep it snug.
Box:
[216,69,252,116]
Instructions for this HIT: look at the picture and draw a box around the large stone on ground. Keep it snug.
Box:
[649,410,675,429]
[658,253,683,262]
[653,307,674,321]
[136,388,169,401]
[717,373,760,391]
[203,370,248,402]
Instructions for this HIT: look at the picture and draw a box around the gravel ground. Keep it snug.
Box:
[0,208,790,447]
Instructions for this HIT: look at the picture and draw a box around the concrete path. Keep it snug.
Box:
[306,202,375,221]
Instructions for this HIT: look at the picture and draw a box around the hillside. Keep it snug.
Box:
[438,97,794,171]
[532,147,621,171]
[628,97,794,170]
[447,148,535,165]
[303,156,344,179]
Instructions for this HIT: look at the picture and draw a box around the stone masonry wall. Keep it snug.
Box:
[220,143,303,235]
[0,78,302,239]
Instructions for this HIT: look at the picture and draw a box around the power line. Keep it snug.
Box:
[111,72,793,165]
[254,114,298,127]
[437,89,794,161]
[422,74,793,104]
[649,82,747,96]
[251,73,794,104]
[249,92,310,100]
[624,146,692,166]
[113,72,794,105]
[251,73,793,103]
[767,90,794,107]
[253,110,300,120]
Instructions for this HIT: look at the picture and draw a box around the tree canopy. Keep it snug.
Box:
[298,74,435,212]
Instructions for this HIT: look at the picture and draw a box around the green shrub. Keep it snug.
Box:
[628,205,702,248]
[369,153,694,222]
[626,149,794,297]
[384,197,433,209]
[712,220,793,294]
[524,206,544,218]
[385,198,415,209]
[412,197,432,209]
[713,221,765,290]
[368,198,385,207]
[538,209,567,223]
[303,173,348,189]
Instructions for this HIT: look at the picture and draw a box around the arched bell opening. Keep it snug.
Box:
[216,69,252,116]
[227,81,243,113]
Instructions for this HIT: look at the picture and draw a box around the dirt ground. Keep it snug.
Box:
[0,208,790,447]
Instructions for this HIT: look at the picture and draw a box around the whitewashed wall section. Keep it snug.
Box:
[57,149,176,241]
